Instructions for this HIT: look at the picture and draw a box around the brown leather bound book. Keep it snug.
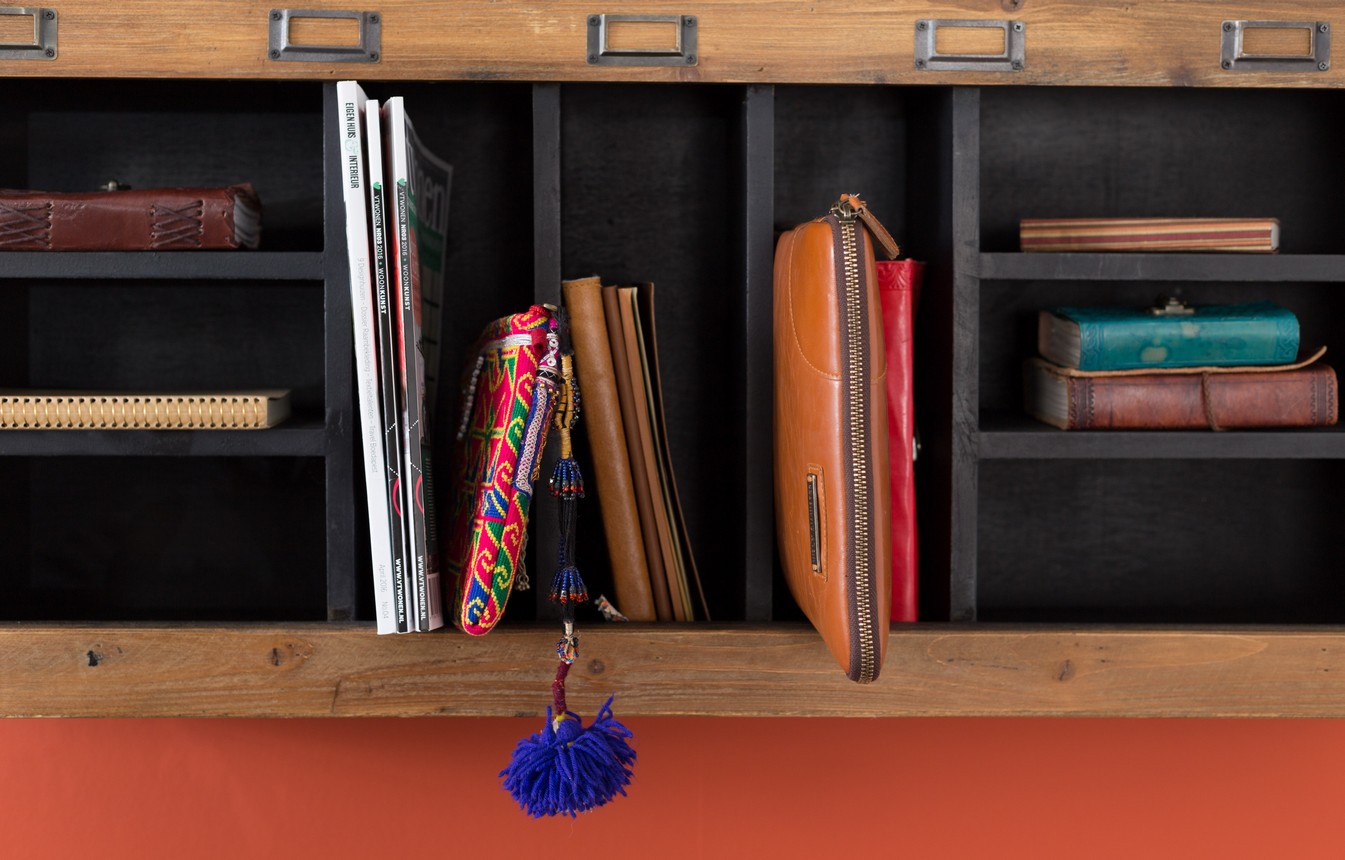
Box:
[1024,356,1339,430]
[562,276,657,621]
[635,282,708,622]
[614,284,686,620]
[602,284,674,621]
[0,184,261,250]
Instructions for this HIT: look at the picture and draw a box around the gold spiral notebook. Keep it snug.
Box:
[0,389,291,430]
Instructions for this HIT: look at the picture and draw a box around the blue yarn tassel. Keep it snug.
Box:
[501,696,636,818]
[503,309,634,818]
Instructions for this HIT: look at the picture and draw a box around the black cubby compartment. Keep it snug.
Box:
[2,457,328,621]
[507,83,952,624]
[977,279,1345,425]
[977,86,1345,255]
[7,79,325,251]
[1,79,339,622]
[7,279,326,418]
[961,82,1345,625]
[977,459,1345,624]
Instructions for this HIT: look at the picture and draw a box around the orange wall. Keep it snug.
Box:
[1,716,1341,858]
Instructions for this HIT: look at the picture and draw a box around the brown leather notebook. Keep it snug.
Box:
[0,184,261,250]
[634,282,707,621]
[615,284,687,620]
[603,284,674,621]
[562,276,657,621]
[1024,354,1339,430]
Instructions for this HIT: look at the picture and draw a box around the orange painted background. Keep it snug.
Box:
[2,716,1343,858]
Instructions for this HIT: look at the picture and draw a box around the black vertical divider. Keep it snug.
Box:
[738,85,776,621]
[322,82,358,621]
[907,86,977,622]
[531,83,563,621]
[948,87,981,621]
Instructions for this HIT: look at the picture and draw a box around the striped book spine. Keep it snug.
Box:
[0,390,290,429]
[1020,217,1279,252]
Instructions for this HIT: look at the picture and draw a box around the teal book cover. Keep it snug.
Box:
[1039,300,1299,370]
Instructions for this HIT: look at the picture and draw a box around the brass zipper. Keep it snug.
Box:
[830,196,878,683]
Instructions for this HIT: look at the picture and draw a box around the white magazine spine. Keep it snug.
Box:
[335,80,396,635]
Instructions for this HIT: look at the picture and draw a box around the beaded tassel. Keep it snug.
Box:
[501,307,635,818]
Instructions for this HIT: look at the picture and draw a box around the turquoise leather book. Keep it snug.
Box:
[1038,300,1299,370]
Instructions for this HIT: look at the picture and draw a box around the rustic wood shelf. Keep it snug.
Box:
[4,1,1344,721]
[6,623,1345,718]
[7,1,1341,89]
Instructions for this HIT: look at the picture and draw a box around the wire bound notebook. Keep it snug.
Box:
[0,390,291,429]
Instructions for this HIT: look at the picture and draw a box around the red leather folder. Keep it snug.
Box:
[876,259,923,623]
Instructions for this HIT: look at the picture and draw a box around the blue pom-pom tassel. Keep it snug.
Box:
[501,696,636,818]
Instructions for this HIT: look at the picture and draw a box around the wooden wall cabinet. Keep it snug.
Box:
[3,2,1344,717]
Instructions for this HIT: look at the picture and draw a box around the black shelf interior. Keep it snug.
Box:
[957,85,1345,623]
[976,458,1345,624]
[3,79,346,623]
[1,456,329,622]
[6,79,326,253]
[5,76,1338,632]
[977,87,1345,255]
[976,278,1345,420]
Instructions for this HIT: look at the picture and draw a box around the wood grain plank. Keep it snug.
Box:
[5,623,1345,717]
[2,1,1340,87]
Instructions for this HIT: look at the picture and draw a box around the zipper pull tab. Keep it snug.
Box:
[830,193,901,260]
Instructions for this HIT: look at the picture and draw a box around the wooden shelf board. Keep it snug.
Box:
[3,2,1343,88]
[5,622,1345,718]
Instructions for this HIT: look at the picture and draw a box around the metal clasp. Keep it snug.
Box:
[1149,297,1195,316]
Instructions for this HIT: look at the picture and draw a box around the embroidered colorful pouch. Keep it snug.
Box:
[445,305,558,635]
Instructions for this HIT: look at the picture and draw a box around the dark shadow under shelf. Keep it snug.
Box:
[0,251,325,281]
[979,411,1345,459]
[0,420,328,457]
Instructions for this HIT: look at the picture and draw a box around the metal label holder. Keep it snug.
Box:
[587,13,697,66]
[0,7,56,60]
[268,9,381,63]
[915,19,1024,72]
[1221,20,1330,72]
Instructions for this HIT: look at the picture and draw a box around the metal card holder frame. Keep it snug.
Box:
[1221,20,1330,72]
[0,6,56,60]
[587,13,697,66]
[268,9,381,63]
[915,19,1024,72]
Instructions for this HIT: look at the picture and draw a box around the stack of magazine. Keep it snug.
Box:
[336,80,453,633]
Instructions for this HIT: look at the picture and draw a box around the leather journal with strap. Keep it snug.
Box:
[0,184,261,250]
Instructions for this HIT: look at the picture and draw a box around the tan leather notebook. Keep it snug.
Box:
[602,284,674,621]
[616,285,688,621]
[563,276,657,621]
